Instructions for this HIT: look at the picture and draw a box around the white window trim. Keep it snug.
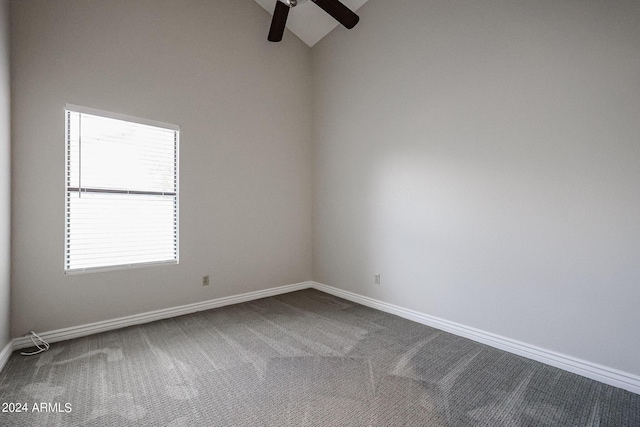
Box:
[64,104,180,274]
[65,104,180,132]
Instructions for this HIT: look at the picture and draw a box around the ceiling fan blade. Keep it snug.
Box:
[311,0,359,29]
[268,1,290,42]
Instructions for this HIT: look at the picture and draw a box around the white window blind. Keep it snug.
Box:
[65,105,179,273]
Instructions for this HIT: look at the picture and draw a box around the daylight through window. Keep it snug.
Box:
[65,105,179,273]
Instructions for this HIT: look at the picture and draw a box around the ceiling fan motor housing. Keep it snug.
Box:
[281,0,308,7]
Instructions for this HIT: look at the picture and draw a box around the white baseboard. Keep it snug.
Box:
[12,281,312,350]
[6,279,639,395]
[310,282,640,395]
[0,339,12,372]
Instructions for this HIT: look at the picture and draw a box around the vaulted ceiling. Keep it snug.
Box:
[254,0,369,47]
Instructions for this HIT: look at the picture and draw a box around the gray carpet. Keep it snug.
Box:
[0,289,638,426]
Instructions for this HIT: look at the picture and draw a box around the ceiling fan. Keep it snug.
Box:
[268,0,360,42]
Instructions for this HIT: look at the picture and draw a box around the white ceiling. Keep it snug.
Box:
[254,0,369,47]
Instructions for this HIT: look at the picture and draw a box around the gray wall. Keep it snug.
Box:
[0,0,10,351]
[312,0,640,375]
[10,0,313,336]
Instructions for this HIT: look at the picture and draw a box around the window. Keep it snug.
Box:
[65,105,179,273]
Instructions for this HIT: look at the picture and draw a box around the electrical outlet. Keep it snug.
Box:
[374,274,381,284]
[202,275,210,286]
